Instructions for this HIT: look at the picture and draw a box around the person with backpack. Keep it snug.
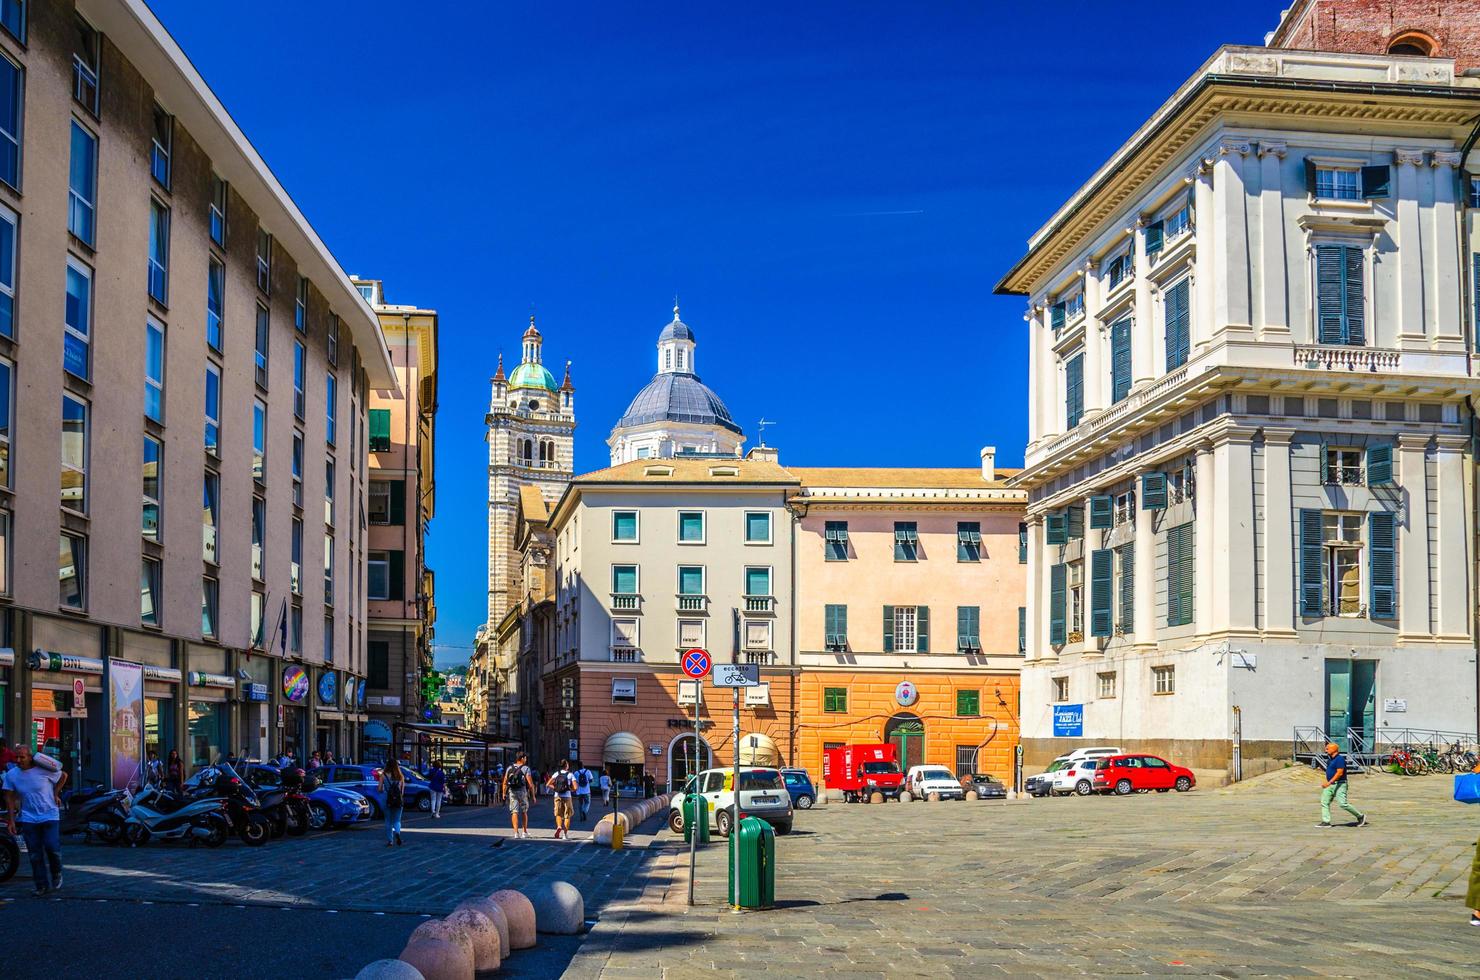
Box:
[428,762,446,818]
[573,762,593,821]
[546,760,575,839]
[380,756,406,846]
[502,753,535,839]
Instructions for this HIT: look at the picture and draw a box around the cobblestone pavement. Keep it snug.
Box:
[569,768,1480,978]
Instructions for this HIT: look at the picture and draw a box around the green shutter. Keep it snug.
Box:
[1110,317,1132,403]
[1164,279,1189,369]
[1342,245,1365,345]
[1089,495,1113,529]
[1166,524,1194,627]
[1050,303,1066,331]
[1366,443,1393,487]
[1065,353,1084,429]
[388,549,405,601]
[1369,511,1396,620]
[1299,509,1324,617]
[1045,513,1067,545]
[1118,546,1135,631]
[1018,522,1027,563]
[368,408,391,450]
[388,480,406,525]
[957,605,969,648]
[1316,245,1346,344]
[1319,440,1330,484]
[1144,220,1164,255]
[882,605,894,653]
[1066,506,1084,540]
[1090,548,1113,638]
[1360,164,1391,199]
[1303,157,1318,195]
[916,606,929,653]
[1049,564,1066,645]
[1017,606,1026,654]
[1141,472,1167,510]
[1474,254,1480,351]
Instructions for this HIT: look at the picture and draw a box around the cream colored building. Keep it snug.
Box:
[998,41,1480,779]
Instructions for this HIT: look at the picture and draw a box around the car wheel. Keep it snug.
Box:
[715,807,733,837]
[1115,779,1134,796]
[1174,776,1192,792]
[668,809,684,834]
[367,800,383,820]
[1156,788,1170,793]
[1074,780,1092,796]
[415,794,432,812]
[308,802,332,831]
[774,822,792,836]
[795,794,814,810]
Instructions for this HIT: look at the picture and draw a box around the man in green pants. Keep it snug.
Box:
[1317,742,1367,828]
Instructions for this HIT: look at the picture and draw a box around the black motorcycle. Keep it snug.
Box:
[59,783,129,844]
[193,764,271,846]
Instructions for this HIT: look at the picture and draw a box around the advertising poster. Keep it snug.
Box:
[282,665,308,702]
[108,659,145,791]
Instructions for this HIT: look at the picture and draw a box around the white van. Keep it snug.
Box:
[904,765,966,801]
[668,767,793,836]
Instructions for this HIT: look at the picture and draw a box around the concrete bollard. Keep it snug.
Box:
[444,907,501,973]
[490,889,537,950]
[966,790,979,801]
[528,880,585,934]
[356,960,425,980]
[927,792,940,802]
[898,791,913,803]
[399,939,472,980]
[455,897,509,960]
[868,791,884,804]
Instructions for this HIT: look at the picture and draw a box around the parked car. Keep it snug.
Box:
[823,743,905,802]
[1050,758,1109,797]
[1092,754,1197,795]
[780,768,816,809]
[904,765,966,801]
[669,767,793,836]
[1064,746,1124,762]
[318,764,432,815]
[1025,757,1072,797]
[961,773,1007,799]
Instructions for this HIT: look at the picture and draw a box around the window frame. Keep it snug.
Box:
[140,557,162,627]
[956,521,981,562]
[744,510,772,544]
[147,199,170,307]
[292,340,306,419]
[295,276,308,334]
[202,469,219,565]
[677,510,706,544]
[824,520,849,561]
[744,565,772,598]
[144,316,165,422]
[72,16,100,115]
[1051,676,1069,703]
[368,480,391,525]
[0,57,20,196]
[956,689,980,717]
[209,175,228,247]
[893,521,919,562]
[68,119,97,245]
[201,575,219,639]
[256,229,272,294]
[250,495,265,580]
[611,509,639,543]
[141,434,162,542]
[59,531,85,610]
[64,256,93,380]
[1153,664,1176,695]
[367,550,390,601]
[251,399,266,483]
[1313,165,1361,202]
[254,304,270,389]
[611,563,639,597]
[325,373,337,446]
[676,564,705,597]
[204,363,221,456]
[0,355,11,491]
[1098,671,1116,699]
[822,687,847,713]
[0,1,25,46]
[60,393,88,515]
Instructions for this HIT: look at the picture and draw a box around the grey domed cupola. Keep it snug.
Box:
[657,302,696,375]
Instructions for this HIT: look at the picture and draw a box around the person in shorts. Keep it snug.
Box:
[573,762,593,821]
[547,760,575,839]
[503,753,535,839]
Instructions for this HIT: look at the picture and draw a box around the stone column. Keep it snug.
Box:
[1026,305,1041,446]
[1211,139,1252,340]
[1194,442,1216,636]
[1132,218,1155,387]
[1430,151,1464,349]
[1256,141,1289,341]
[1036,304,1059,442]
[1394,149,1426,345]
[1082,262,1104,415]
[1433,434,1468,638]
[1133,472,1157,651]
[1261,428,1297,636]
[1024,517,1043,662]
[1037,515,1058,666]
[1191,160,1216,352]
[1397,433,1432,640]
[1213,429,1257,634]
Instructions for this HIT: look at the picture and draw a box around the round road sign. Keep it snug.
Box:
[681,648,712,679]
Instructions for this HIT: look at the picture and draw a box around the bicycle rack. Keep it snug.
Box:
[1293,726,1477,773]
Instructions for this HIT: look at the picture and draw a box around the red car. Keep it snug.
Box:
[1092,754,1196,795]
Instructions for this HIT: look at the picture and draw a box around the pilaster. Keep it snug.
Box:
[1191,159,1216,352]
[1132,218,1154,387]
[1397,433,1432,641]
[1394,148,1427,344]
[1260,428,1297,638]
[1082,262,1105,415]
[1025,306,1041,445]
[1430,151,1464,349]
[1214,428,1258,633]
[1036,517,1058,666]
[1024,518,1043,662]
[1193,442,1216,636]
[1256,141,1290,341]
[1132,470,1157,651]
[1211,139,1253,340]
[1433,434,1469,638]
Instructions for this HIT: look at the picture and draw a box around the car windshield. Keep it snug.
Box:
[1046,760,1070,772]
[919,770,954,781]
[783,773,807,786]
[971,773,998,783]
[740,772,783,791]
[861,762,899,774]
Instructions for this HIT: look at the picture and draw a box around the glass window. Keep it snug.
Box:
[205,257,224,352]
[0,356,10,490]
[290,518,302,596]
[252,399,266,481]
[209,175,228,247]
[250,496,264,580]
[324,458,335,527]
[824,520,849,561]
[204,364,221,455]
[678,619,704,648]
[744,619,771,650]
[150,105,171,188]
[612,510,638,542]
[611,564,638,595]
[957,521,981,562]
[324,533,334,605]
[72,17,99,113]
[291,432,303,506]
[325,374,337,445]
[61,394,87,513]
[0,2,24,44]
[678,511,704,542]
[677,565,704,596]
[144,318,165,421]
[1153,665,1176,695]
[292,341,305,418]
[256,229,271,293]
[140,558,161,626]
[1315,167,1360,201]
[1098,671,1116,699]
[368,551,389,600]
[324,615,334,664]
[202,471,219,564]
[744,566,770,597]
[64,259,91,379]
[957,605,980,651]
[893,521,919,561]
[1052,676,1069,702]
[0,56,19,193]
[368,481,390,524]
[894,605,918,652]
[254,305,270,388]
[288,604,301,654]
[295,276,308,333]
[59,533,84,609]
[141,436,161,541]
[250,591,264,648]
[201,577,218,639]
[68,121,96,244]
[745,512,771,543]
[823,687,847,713]
[327,313,338,366]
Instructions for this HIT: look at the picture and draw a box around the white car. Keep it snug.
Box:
[1050,758,1105,796]
[668,767,793,836]
[904,765,966,801]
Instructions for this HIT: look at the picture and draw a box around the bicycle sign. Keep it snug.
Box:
[681,648,712,679]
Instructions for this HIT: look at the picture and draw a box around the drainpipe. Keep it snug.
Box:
[1459,114,1480,738]
[788,490,798,768]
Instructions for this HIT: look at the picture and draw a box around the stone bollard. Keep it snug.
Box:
[356,960,425,980]
[408,921,476,967]
[927,792,940,803]
[399,939,472,980]
[455,898,510,960]
[528,880,585,934]
[444,907,501,973]
[869,791,884,804]
[490,889,537,950]
[966,790,979,801]
[815,791,828,807]
[898,791,914,803]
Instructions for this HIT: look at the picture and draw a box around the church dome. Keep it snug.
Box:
[509,362,557,391]
[616,372,742,433]
[659,317,694,343]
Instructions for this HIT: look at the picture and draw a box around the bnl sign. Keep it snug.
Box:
[1052,704,1084,738]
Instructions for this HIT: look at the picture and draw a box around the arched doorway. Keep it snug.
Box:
[667,733,712,791]
[884,713,925,771]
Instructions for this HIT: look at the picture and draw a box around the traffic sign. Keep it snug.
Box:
[681,648,712,678]
[711,663,760,688]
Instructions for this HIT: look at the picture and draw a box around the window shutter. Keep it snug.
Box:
[1045,513,1067,545]
[1050,303,1066,331]
[1474,254,1480,351]
[1090,548,1113,637]
[1144,220,1164,255]
[882,605,894,653]
[1018,522,1027,563]
[1066,506,1084,540]
[1118,547,1135,630]
[1065,354,1084,429]
[1017,606,1026,654]
[1110,317,1132,403]
[1049,564,1066,645]
[388,549,405,601]
[1366,443,1393,486]
[1141,472,1167,510]
[1315,245,1346,344]
[1360,164,1391,199]
[1342,245,1365,345]
[1303,157,1317,195]
[957,606,968,646]
[1319,440,1330,485]
[1167,524,1195,627]
[838,604,848,639]
[1299,509,1324,617]
[1089,495,1113,529]
[1369,511,1397,620]
[916,606,929,652]
[1164,279,1189,370]
[389,480,406,525]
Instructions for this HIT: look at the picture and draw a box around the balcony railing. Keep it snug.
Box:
[744,595,775,614]
[1033,363,1190,464]
[677,594,707,611]
[1294,345,1401,373]
[742,650,776,666]
[610,647,641,664]
[610,593,641,611]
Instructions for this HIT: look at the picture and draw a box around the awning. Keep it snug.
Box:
[603,731,645,765]
[738,732,780,766]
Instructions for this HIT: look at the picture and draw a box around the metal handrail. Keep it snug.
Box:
[1294,725,1478,772]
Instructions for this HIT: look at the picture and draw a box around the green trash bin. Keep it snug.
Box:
[727,815,775,909]
[682,794,709,844]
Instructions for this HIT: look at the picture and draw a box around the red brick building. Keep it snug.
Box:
[1267,0,1480,72]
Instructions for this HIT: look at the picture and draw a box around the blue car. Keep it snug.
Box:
[317,764,432,816]
[780,768,817,809]
[239,763,372,830]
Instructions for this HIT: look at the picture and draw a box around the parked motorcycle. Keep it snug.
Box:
[196,763,271,846]
[59,784,129,844]
[120,783,230,848]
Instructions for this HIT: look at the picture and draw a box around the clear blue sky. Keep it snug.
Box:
[147,1,1277,666]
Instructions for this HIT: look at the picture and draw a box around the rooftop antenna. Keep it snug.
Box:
[757,418,777,447]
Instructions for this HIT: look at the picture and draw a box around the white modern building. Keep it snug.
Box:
[997,43,1480,779]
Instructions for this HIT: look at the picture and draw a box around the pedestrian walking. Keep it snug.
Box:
[1317,742,1367,828]
[547,760,574,839]
[502,753,535,838]
[428,762,446,818]
[573,762,593,821]
[324,750,336,766]
[308,751,322,770]
[145,750,163,786]
[600,770,611,806]
[2,744,68,896]
[165,749,185,795]
[380,755,406,847]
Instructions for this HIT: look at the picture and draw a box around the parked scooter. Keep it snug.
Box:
[196,763,271,846]
[59,783,130,844]
[120,782,230,848]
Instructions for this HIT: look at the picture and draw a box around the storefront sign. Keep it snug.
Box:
[187,671,234,688]
[142,665,183,684]
[108,660,145,792]
[246,683,269,702]
[282,665,309,702]
[649,743,662,756]
[380,694,400,707]
[667,718,714,730]
[1383,698,1407,713]
[894,680,919,707]
[568,738,579,755]
[744,683,770,706]
[28,650,105,674]
[0,647,14,667]
[365,720,392,743]
[344,677,357,707]
[318,671,337,706]
[1052,703,1084,738]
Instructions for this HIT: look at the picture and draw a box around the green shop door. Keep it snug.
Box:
[1324,660,1376,751]
[884,714,925,771]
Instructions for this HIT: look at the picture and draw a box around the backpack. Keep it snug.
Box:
[576,769,590,789]
[385,775,404,808]
[552,770,570,794]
